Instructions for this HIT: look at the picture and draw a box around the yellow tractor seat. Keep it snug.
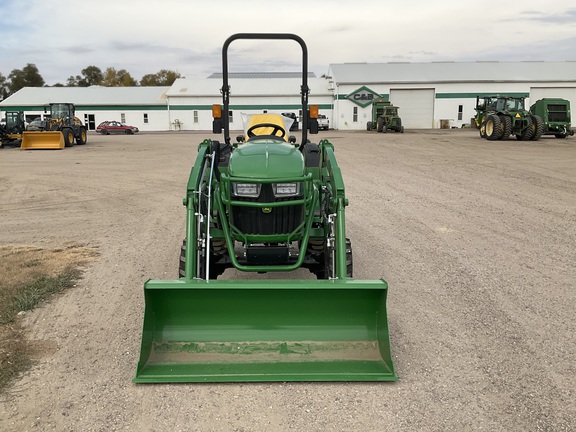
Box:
[245,113,288,141]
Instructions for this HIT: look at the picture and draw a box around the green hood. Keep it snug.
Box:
[229,140,304,179]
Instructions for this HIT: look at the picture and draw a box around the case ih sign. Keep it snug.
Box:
[346,86,381,108]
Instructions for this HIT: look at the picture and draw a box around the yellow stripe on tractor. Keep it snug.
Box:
[21,132,65,150]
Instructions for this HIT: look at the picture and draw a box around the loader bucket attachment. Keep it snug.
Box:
[134,278,397,383]
[21,132,64,150]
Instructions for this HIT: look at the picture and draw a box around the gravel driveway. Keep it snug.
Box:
[0,129,574,431]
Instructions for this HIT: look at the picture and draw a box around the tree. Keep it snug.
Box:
[0,72,8,100]
[67,75,81,86]
[102,67,137,87]
[66,66,103,87]
[80,66,103,86]
[7,63,45,94]
[140,69,181,86]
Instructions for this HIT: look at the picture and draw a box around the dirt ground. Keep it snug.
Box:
[0,129,574,431]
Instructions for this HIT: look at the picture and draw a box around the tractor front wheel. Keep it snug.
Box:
[530,115,544,141]
[317,238,353,280]
[518,116,534,141]
[76,128,87,145]
[63,128,75,147]
[499,115,511,140]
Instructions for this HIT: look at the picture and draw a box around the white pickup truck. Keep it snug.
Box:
[317,114,329,130]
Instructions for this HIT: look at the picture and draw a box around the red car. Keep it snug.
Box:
[96,121,139,135]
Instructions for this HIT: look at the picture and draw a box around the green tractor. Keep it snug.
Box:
[0,111,25,148]
[474,95,543,141]
[367,98,404,133]
[529,98,574,139]
[134,33,397,383]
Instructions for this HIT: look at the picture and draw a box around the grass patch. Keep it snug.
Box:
[0,244,98,392]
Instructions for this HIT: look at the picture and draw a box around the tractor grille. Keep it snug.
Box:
[547,105,568,122]
[231,184,304,235]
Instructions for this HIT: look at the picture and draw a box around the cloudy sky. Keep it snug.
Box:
[1,0,575,85]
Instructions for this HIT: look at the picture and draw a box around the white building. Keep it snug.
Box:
[2,62,576,131]
[165,74,332,132]
[328,61,576,130]
[0,86,171,131]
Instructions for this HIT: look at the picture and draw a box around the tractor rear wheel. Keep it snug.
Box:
[485,114,502,141]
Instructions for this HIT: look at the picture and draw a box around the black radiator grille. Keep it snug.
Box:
[231,184,304,235]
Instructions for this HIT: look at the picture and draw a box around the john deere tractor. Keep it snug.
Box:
[134,33,397,383]
[367,98,404,133]
[474,95,543,141]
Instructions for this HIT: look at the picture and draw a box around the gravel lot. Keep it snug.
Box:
[0,129,574,431]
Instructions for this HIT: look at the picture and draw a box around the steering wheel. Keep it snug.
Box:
[247,123,286,139]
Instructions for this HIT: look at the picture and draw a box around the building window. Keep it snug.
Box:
[458,105,463,121]
[143,113,149,124]
[353,107,358,123]
[121,113,126,123]
[228,111,234,123]
[193,110,198,124]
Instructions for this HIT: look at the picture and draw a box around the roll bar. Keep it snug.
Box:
[219,33,312,147]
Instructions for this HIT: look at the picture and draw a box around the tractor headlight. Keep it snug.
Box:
[272,182,301,197]
[232,183,261,198]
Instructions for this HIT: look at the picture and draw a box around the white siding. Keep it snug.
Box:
[530,87,576,113]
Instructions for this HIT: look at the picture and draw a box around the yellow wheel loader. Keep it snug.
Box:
[21,103,87,150]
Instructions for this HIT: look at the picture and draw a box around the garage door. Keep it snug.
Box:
[390,88,435,129]
[530,87,576,113]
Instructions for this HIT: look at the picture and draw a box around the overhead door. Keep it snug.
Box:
[390,88,435,129]
[530,87,576,112]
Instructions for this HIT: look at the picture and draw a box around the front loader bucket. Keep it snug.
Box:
[21,132,64,150]
[134,278,397,383]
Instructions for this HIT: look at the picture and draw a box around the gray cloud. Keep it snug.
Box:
[515,8,576,24]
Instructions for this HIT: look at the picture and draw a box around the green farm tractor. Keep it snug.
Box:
[134,33,397,383]
[367,98,404,133]
[474,95,543,141]
[529,98,574,139]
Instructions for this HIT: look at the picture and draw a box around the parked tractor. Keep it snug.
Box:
[367,98,404,133]
[0,111,25,148]
[474,95,543,141]
[21,103,87,149]
[133,33,397,383]
[529,98,574,139]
